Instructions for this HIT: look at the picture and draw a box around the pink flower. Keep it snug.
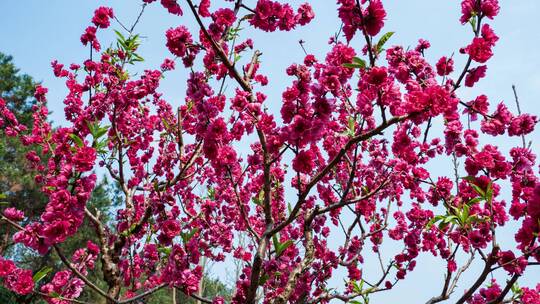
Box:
[460,0,475,23]
[250,0,298,32]
[481,24,499,46]
[198,0,211,17]
[3,207,24,221]
[508,114,537,137]
[5,268,34,295]
[87,240,100,255]
[0,258,16,277]
[367,66,388,86]
[51,270,70,288]
[481,0,500,19]
[474,280,502,302]
[498,250,528,275]
[80,26,101,51]
[296,3,315,26]
[465,65,487,87]
[362,0,386,36]
[159,0,183,15]
[481,103,513,136]
[73,146,97,172]
[161,219,181,238]
[464,95,489,120]
[463,37,493,63]
[165,26,193,58]
[144,244,159,263]
[521,285,540,304]
[212,8,236,28]
[160,58,176,71]
[528,184,540,220]
[436,56,454,76]
[415,39,431,52]
[292,149,315,174]
[447,260,457,272]
[468,230,487,249]
[460,0,499,23]
[304,54,317,66]
[92,7,114,28]
[34,85,48,102]
[403,85,456,123]
[43,220,71,244]
[213,297,226,304]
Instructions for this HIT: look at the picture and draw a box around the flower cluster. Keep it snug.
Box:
[165,25,199,66]
[0,258,34,295]
[338,0,386,41]
[249,0,314,32]
[92,6,114,28]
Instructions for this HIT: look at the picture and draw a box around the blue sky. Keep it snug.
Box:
[1,0,540,302]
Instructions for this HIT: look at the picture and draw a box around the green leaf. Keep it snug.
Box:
[158,246,171,256]
[117,39,128,51]
[461,204,470,224]
[351,280,363,293]
[161,118,170,130]
[468,197,482,205]
[352,57,366,68]
[343,57,367,69]
[469,17,477,32]
[426,215,445,229]
[181,228,199,244]
[343,63,360,69]
[69,134,84,147]
[470,183,486,198]
[50,292,61,298]
[443,215,459,224]
[95,126,109,139]
[461,176,476,182]
[272,234,280,253]
[33,266,52,283]
[259,272,269,286]
[234,53,242,63]
[511,282,522,295]
[132,53,144,63]
[275,240,293,257]
[438,221,450,230]
[252,189,264,206]
[87,121,96,135]
[272,234,293,257]
[348,116,356,135]
[485,182,493,203]
[376,32,395,53]
[120,223,138,237]
[114,29,126,42]
[207,187,216,200]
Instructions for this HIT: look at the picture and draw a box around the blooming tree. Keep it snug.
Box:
[1,0,539,303]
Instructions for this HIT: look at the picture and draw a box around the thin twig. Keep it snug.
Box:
[512,85,526,148]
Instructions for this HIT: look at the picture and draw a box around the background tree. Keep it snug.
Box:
[0,52,46,253]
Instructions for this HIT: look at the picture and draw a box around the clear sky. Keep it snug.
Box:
[1,0,539,302]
